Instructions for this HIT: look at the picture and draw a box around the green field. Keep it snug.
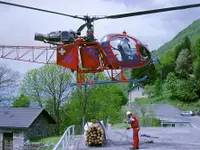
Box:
[30,136,61,144]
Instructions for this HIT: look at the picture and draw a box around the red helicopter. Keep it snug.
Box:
[0,1,200,85]
[54,31,151,85]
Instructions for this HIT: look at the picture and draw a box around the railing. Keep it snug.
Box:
[53,125,75,150]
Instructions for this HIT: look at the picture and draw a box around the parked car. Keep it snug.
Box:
[180,111,195,116]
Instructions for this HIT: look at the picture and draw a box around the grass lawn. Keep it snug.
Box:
[135,97,200,113]
[30,136,61,144]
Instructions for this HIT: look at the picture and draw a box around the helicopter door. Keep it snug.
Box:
[101,41,120,68]
[80,46,100,69]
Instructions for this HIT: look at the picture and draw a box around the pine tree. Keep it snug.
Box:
[195,36,200,59]
[181,36,191,53]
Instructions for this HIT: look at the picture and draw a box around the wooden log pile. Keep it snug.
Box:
[85,122,106,146]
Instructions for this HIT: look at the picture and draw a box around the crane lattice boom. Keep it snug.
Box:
[0,45,56,64]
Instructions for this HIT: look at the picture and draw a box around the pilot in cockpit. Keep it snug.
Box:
[111,36,150,62]
[116,37,138,61]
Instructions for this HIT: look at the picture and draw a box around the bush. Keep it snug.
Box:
[138,116,161,127]
[152,118,161,126]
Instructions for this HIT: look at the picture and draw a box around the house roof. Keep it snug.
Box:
[128,83,144,92]
[0,108,56,129]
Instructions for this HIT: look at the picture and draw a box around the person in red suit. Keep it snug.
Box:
[124,111,140,149]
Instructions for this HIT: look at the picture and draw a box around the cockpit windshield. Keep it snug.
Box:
[100,34,151,62]
[100,34,115,43]
[110,36,138,61]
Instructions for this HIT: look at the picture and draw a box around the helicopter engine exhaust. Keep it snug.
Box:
[34,31,76,44]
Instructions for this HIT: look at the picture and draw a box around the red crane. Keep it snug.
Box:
[0,45,56,64]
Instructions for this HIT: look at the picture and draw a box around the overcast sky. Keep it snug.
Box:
[0,0,200,75]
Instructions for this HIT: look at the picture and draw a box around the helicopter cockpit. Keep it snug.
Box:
[100,34,151,63]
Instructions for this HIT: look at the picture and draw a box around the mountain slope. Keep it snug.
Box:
[153,18,200,57]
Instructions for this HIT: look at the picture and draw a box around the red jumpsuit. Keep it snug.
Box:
[128,114,140,149]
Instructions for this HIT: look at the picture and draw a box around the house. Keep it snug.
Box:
[128,83,148,103]
[0,108,56,150]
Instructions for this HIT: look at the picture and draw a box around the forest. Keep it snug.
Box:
[131,18,200,113]
[133,35,200,102]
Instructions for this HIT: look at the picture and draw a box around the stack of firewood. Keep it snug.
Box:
[85,123,106,146]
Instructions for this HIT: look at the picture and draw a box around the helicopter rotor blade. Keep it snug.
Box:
[1,1,200,23]
[0,1,84,20]
[101,3,200,19]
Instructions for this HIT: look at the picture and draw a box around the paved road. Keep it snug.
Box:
[68,104,200,150]
[126,103,190,122]
[126,104,181,117]
[70,127,200,150]
[184,116,200,130]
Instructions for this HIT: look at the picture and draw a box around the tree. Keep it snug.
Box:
[160,50,176,80]
[21,64,74,135]
[60,78,127,133]
[153,78,162,97]
[87,84,127,124]
[12,94,30,107]
[172,44,182,60]
[193,59,200,98]
[73,85,92,132]
[161,64,175,80]
[21,69,43,107]
[175,79,198,101]
[175,49,192,78]
[163,72,197,101]
[130,63,157,87]
[162,72,178,98]
[66,73,127,129]
[161,50,175,65]
[0,64,20,102]
[144,78,162,98]
[195,36,200,59]
[181,36,192,53]
[193,59,200,79]
[68,73,105,131]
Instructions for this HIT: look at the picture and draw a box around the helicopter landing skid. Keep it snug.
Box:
[71,75,147,86]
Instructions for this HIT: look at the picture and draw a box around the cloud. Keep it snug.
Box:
[0,0,200,74]
[107,0,200,32]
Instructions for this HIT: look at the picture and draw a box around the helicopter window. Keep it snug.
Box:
[139,45,151,61]
[110,37,138,61]
[100,34,115,43]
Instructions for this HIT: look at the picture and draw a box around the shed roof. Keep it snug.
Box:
[128,83,144,92]
[0,108,56,128]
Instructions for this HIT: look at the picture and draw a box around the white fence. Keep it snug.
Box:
[53,125,75,150]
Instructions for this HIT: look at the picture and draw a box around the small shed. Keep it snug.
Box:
[0,108,56,150]
[128,83,148,103]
